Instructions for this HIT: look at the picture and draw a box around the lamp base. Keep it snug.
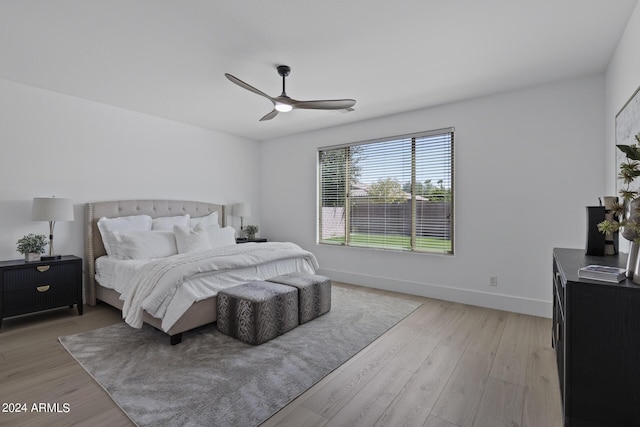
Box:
[41,255,62,261]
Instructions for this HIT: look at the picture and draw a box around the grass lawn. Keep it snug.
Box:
[324,233,452,253]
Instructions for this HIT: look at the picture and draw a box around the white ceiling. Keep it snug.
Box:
[0,1,637,141]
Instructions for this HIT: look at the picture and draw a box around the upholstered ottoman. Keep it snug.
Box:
[216,281,299,345]
[267,273,331,324]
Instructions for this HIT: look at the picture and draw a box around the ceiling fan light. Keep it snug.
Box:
[275,102,293,112]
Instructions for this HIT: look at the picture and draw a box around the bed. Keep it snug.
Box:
[85,199,318,344]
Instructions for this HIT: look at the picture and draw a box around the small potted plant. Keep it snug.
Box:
[244,225,259,240]
[17,234,48,262]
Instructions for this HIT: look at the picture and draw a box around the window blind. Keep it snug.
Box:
[318,128,454,254]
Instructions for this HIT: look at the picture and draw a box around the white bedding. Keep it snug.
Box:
[95,242,318,332]
[96,257,149,293]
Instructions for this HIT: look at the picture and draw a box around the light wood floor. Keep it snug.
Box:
[0,283,562,427]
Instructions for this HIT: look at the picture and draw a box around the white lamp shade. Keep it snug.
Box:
[31,197,75,222]
[233,203,251,217]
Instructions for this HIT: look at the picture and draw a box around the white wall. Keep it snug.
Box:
[0,79,261,261]
[260,74,606,317]
[605,2,640,210]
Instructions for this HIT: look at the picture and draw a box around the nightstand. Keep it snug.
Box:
[236,238,267,243]
[0,255,83,329]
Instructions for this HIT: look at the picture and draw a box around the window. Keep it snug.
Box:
[318,128,454,254]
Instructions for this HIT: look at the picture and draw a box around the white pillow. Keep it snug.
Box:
[152,214,190,230]
[111,230,178,260]
[97,215,153,256]
[189,211,219,228]
[206,226,237,249]
[173,224,211,254]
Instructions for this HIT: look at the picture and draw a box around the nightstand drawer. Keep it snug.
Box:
[3,283,77,317]
[2,263,78,291]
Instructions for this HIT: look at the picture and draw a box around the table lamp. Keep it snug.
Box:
[232,203,251,232]
[31,197,75,260]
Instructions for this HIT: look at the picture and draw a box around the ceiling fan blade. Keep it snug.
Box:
[259,109,279,121]
[291,99,356,110]
[225,73,274,101]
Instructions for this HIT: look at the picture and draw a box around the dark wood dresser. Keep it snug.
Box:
[553,248,640,426]
[0,255,82,328]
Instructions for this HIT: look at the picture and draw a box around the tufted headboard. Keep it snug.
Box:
[85,199,226,305]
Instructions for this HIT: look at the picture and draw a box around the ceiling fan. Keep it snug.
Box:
[225,65,356,121]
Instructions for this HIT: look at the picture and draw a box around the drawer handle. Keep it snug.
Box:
[36,285,50,292]
[37,265,50,272]
[557,322,562,342]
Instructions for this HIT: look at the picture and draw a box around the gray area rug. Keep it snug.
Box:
[59,286,421,427]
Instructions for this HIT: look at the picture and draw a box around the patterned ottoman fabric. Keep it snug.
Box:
[217,281,299,345]
[267,273,332,324]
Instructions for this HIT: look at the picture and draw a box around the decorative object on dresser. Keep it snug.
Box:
[577,264,626,282]
[585,205,606,255]
[602,196,619,254]
[16,233,48,262]
[31,196,75,260]
[597,136,640,279]
[552,248,640,426]
[0,255,82,329]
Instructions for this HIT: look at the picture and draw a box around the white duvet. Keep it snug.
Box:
[97,242,319,332]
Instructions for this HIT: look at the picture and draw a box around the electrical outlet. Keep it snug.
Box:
[490,275,498,287]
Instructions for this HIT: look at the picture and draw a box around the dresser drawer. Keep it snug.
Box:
[2,263,78,291]
[3,282,76,316]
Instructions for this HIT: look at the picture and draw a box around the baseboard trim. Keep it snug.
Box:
[318,268,552,318]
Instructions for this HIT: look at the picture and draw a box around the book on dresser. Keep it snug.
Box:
[577,264,626,282]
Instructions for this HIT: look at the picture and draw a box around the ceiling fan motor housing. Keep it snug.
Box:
[276,65,291,77]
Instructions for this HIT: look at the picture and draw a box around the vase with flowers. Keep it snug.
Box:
[598,132,640,279]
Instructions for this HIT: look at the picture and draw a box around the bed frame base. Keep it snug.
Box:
[96,286,218,345]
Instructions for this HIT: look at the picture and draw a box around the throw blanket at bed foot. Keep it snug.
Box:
[121,242,319,331]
